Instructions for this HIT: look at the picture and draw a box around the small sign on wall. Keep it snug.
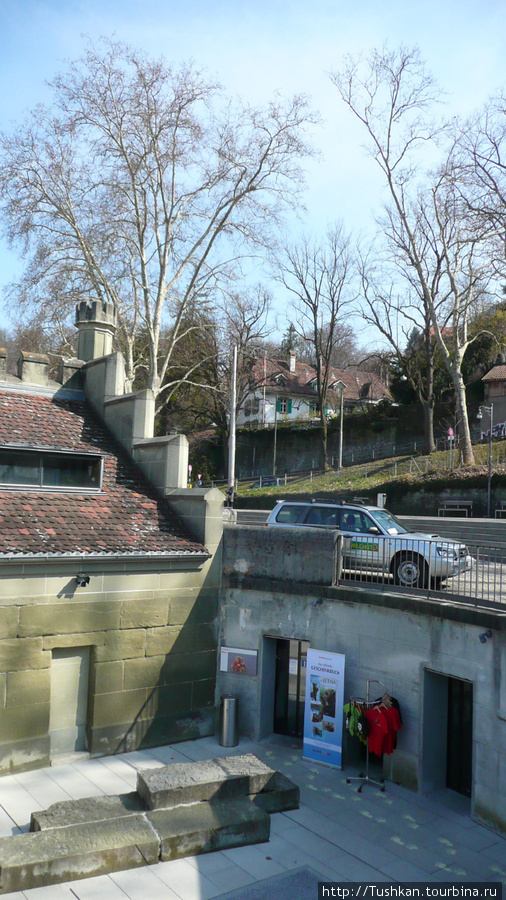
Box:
[220,646,258,675]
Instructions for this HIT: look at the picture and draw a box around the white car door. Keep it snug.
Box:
[339,509,384,574]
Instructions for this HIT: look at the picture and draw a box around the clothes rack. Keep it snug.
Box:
[346,679,386,793]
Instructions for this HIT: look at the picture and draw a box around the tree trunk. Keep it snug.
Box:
[319,410,328,470]
[453,370,475,465]
[422,399,436,454]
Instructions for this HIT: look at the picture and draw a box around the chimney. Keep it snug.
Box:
[75,300,117,362]
[289,350,296,374]
[17,351,49,385]
[0,349,6,381]
[57,357,84,388]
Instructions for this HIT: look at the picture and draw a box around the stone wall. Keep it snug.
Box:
[219,525,506,835]
[0,557,219,774]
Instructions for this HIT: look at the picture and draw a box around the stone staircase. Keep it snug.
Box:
[0,754,299,894]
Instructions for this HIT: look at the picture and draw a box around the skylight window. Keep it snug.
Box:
[0,448,102,491]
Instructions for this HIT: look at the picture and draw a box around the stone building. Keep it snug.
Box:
[218,525,506,836]
[0,301,223,774]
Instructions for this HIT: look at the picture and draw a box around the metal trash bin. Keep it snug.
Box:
[219,694,239,747]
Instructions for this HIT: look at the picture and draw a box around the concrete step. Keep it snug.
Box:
[6,754,299,895]
[147,798,270,861]
[0,812,159,894]
[137,753,276,810]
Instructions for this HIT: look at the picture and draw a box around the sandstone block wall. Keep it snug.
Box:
[0,560,218,774]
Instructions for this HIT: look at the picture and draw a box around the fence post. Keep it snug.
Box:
[394,462,397,477]
[334,533,343,584]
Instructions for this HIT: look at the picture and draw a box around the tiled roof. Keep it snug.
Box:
[0,391,207,559]
[482,366,506,382]
[252,359,391,402]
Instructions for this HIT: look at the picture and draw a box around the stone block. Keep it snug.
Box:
[0,814,159,893]
[145,626,189,657]
[0,639,50,672]
[0,607,19,640]
[91,661,124,695]
[191,679,216,709]
[43,632,105,650]
[88,707,215,756]
[95,629,146,662]
[92,689,149,729]
[120,598,169,629]
[195,622,217,652]
[137,754,276,810]
[168,591,218,627]
[18,602,120,638]
[0,702,49,741]
[154,682,193,716]
[123,657,165,691]
[6,669,50,706]
[248,772,300,814]
[31,793,145,831]
[163,650,216,685]
[0,735,50,776]
[147,798,269,860]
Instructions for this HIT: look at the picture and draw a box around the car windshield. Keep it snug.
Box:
[371,509,408,535]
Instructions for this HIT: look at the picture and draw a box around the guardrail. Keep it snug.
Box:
[336,533,505,609]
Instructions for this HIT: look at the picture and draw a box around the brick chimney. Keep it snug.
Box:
[289,350,296,374]
[75,300,117,362]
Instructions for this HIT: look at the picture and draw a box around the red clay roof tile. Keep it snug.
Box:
[0,391,207,559]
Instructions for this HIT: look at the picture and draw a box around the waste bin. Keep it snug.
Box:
[219,694,239,747]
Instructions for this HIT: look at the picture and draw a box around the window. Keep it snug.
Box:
[305,506,339,527]
[275,504,307,525]
[0,448,102,491]
[276,397,292,414]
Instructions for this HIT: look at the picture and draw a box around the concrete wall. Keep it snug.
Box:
[0,555,219,774]
[218,525,506,836]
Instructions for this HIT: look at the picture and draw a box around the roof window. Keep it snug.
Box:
[0,448,102,491]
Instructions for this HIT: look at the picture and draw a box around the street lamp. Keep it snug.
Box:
[477,404,494,517]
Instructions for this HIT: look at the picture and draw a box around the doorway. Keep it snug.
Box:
[422,670,473,798]
[273,639,309,737]
[447,677,473,796]
[50,647,90,755]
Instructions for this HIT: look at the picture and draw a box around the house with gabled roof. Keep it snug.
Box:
[237,350,391,428]
[0,302,223,773]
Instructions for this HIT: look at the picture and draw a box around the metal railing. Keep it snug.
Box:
[336,533,505,609]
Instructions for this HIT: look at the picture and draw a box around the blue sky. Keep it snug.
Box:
[1,0,506,336]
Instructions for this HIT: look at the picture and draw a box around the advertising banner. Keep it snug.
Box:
[303,649,345,769]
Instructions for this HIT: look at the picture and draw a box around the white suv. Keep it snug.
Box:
[265,500,472,589]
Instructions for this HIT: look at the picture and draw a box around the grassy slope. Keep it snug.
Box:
[236,441,506,509]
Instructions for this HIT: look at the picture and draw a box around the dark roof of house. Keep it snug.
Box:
[0,390,207,559]
[252,358,391,402]
[482,365,506,382]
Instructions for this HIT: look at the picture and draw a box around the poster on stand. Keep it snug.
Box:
[303,649,345,769]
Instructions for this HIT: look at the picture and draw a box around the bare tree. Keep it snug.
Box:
[359,253,437,452]
[0,38,316,411]
[332,46,495,465]
[277,224,357,468]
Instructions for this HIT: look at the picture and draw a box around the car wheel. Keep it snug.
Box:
[391,553,429,588]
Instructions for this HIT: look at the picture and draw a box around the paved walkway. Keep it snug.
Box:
[0,735,504,899]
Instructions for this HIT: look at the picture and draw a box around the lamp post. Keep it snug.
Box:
[338,385,344,472]
[478,404,494,517]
